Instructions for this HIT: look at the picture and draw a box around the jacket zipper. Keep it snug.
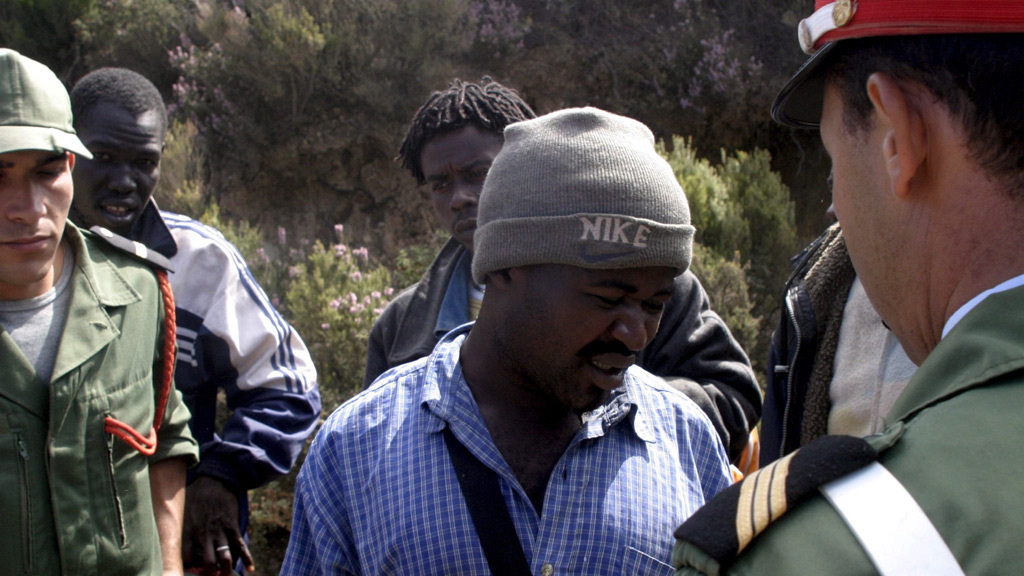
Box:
[17,434,33,572]
[106,430,128,547]
[779,288,802,455]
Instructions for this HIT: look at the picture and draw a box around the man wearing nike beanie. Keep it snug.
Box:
[472,106,696,281]
[283,107,732,574]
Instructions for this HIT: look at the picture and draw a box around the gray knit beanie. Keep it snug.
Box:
[472,106,695,284]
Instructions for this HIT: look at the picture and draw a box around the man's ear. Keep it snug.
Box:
[866,72,927,199]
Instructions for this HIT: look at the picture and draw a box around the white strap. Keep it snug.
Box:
[820,462,965,576]
[797,0,857,54]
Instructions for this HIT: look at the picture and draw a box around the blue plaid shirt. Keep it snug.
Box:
[282,325,732,575]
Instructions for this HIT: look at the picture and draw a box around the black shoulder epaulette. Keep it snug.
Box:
[674,435,877,568]
[87,226,174,273]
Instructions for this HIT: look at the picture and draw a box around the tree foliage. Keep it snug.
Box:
[162,0,514,253]
[659,136,798,379]
[60,0,827,256]
[0,0,93,80]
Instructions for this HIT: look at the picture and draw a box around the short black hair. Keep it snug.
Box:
[398,77,536,184]
[827,34,1024,197]
[71,67,168,138]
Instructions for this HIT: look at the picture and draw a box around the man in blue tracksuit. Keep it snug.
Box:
[68,67,321,575]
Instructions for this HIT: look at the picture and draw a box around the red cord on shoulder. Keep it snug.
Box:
[106,270,176,457]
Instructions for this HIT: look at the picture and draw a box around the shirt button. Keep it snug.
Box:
[541,563,554,576]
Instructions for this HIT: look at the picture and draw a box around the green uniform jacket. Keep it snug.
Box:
[675,284,1024,575]
[0,224,198,576]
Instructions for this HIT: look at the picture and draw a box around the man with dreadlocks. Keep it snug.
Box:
[364,77,762,465]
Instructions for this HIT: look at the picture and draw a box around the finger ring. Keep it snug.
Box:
[215,545,230,552]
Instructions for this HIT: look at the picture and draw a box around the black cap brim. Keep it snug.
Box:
[771,42,838,129]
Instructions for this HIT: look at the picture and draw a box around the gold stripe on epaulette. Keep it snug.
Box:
[736,450,796,553]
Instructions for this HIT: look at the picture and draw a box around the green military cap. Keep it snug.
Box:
[0,48,92,158]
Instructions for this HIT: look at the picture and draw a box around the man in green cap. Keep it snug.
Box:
[673,1,1024,574]
[0,48,197,575]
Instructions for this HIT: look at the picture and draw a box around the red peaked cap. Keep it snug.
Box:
[772,0,1024,128]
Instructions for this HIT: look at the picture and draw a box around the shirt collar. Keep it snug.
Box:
[67,223,143,307]
[421,326,652,442]
[581,380,658,443]
[889,284,1024,425]
[130,201,178,259]
[434,249,474,338]
[420,325,473,434]
[942,272,1024,339]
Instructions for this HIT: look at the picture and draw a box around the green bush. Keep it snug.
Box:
[689,242,761,359]
[190,221,402,573]
[717,147,798,320]
[388,228,448,290]
[73,0,190,89]
[658,136,749,257]
[659,137,798,382]
[241,224,398,574]
[154,120,209,218]
[283,226,395,409]
[0,0,95,78]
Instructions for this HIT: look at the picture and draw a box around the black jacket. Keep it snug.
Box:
[761,223,856,465]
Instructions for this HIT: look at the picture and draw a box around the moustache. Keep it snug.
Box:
[579,340,638,358]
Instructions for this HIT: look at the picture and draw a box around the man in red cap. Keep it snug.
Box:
[673,1,1024,573]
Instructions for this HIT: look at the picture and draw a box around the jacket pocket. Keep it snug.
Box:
[0,419,58,575]
[622,545,675,575]
[15,434,33,572]
[105,430,128,548]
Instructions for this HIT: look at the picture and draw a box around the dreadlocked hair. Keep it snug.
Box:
[398,76,536,184]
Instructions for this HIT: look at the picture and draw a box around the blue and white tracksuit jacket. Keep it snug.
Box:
[134,204,321,527]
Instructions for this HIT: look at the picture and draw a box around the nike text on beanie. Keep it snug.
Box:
[472,106,695,284]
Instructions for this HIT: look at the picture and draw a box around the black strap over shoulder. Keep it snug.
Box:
[442,427,532,576]
[674,435,877,569]
[87,225,174,272]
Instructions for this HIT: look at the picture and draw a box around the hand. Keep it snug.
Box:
[182,476,256,575]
